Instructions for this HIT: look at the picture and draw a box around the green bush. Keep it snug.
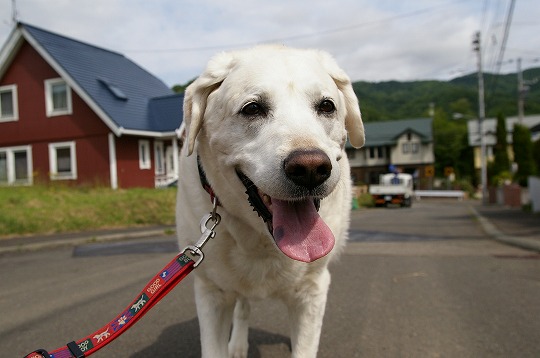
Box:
[357,193,375,208]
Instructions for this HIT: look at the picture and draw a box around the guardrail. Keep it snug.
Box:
[414,190,465,201]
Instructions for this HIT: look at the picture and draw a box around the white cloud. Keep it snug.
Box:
[1,0,539,87]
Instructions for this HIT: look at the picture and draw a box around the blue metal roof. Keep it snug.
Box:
[347,118,433,148]
[19,23,183,135]
[148,93,185,132]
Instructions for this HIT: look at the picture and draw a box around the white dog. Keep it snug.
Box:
[176,45,364,358]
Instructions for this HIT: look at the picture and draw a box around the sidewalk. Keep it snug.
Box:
[469,201,540,253]
[0,225,175,254]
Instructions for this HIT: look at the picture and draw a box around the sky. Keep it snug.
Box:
[0,0,539,87]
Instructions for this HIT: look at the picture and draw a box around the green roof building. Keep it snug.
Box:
[347,118,434,187]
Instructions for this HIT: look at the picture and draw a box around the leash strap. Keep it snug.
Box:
[24,252,195,358]
[26,156,223,358]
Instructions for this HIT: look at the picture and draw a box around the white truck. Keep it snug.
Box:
[369,173,414,207]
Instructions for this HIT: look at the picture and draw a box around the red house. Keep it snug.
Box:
[0,23,184,188]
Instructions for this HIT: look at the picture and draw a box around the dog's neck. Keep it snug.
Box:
[197,155,221,206]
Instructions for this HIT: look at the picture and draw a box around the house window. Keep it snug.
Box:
[49,141,77,180]
[0,146,32,185]
[154,141,165,175]
[98,77,128,100]
[402,143,410,154]
[0,85,18,122]
[411,142,419,154]
[45,78,72,116]
[368,146,386,159]
[139,140,151,169]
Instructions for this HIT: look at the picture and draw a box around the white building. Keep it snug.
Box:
[467,115,540,170]
[347,117,434,188]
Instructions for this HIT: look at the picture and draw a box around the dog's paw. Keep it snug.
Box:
[228,342,248,358]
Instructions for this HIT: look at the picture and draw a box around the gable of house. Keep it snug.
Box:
[1,23,183,136]
[362,118,433,147]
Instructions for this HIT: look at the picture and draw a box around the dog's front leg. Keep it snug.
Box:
[228,297,250,358]
[286,269,331,358]
[194,276,236,358]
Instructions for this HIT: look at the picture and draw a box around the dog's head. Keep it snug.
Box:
[183,45,364,263]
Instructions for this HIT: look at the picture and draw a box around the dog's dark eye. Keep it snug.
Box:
[318,99,336,114]
[241,102,264,116]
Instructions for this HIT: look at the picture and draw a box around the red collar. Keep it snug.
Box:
[197,156,222,206]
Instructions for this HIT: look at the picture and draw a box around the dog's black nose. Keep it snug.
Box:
[284,149,332,190]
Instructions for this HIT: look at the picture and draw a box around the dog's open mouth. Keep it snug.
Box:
[237,171,335,263]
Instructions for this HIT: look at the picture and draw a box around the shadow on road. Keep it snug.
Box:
[131,318,291,358]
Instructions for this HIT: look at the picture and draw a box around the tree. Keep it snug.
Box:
[432,107,469,177]
[512,124,536,186]
[490,113,510,183]
[449,98,474,118]
[172,78,196,94]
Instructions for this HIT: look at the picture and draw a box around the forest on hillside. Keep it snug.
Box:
[352,67,540,122]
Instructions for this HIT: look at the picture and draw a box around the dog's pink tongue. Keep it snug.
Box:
[271,198,335,263]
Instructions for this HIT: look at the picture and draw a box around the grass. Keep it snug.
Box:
[357,193,375,208]
[0,185,177,238]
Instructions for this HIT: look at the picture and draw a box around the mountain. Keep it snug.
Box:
[352,67,540,122]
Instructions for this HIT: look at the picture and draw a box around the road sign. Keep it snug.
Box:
[425,165,434,177]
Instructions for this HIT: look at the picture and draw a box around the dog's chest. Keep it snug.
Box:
[204,234,315,298]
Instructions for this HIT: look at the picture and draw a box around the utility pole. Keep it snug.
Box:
[518,58,524,124]
[11,0,19,25]
[473,32,488,205]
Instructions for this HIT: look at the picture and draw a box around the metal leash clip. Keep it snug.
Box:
[181,198,221,267]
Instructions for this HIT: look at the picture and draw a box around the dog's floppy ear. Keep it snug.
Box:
[183,52,236,156]
[318,51,365,148]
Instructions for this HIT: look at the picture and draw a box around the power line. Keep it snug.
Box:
[11,0,19,25]
[484,0,505,73]
[486,0,516,106]
[492,0,516,78]
[123,0,469,54]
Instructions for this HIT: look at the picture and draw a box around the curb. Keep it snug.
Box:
[469,205,540,253]
[0,227,175,255]
[3,208,539,255]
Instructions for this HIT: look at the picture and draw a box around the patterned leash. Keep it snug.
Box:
[24,209,221,358]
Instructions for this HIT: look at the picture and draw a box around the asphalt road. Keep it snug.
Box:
[2,200,540,357]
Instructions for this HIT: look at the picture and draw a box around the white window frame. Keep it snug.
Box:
[45,78,72,117]
[154,141,165,175]
[0,145,33,185]
[0,84,19,122]
[402,143,410,154]
[139,140,151,169]
[49,141,77,180]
